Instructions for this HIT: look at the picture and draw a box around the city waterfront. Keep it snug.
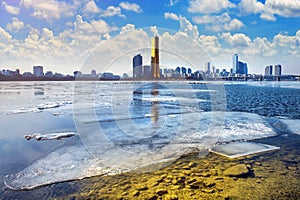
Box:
[0,81,299,199]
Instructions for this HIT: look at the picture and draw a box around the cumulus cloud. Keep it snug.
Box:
[2,2,20,15]
[101,6,125,18]
[188,0,236,14]
[119,2,142,13]
[220,32,252,48]
[238,0,264,15]
[164,12,179,21]
[6,18,25,33]
[20,0,74,20]
[83,0,101,13]
[239,0,300,21]
[193,13,244,32]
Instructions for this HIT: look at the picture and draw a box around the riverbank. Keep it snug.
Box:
[59,133,300,200]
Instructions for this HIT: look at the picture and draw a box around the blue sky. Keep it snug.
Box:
[0,0,300,75]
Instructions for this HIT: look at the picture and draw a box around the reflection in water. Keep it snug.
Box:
[150,89,159,124]
[34,86,44,96]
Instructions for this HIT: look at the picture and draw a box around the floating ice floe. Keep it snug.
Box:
[24,132,77,141]
[279,119,300,135]
[209,142,280,159]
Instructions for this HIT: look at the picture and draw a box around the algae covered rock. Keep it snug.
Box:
[223,164,251,177]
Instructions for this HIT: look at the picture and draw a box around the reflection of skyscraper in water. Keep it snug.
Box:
[151,36,160,79]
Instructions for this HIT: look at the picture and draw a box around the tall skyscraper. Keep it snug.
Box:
[274,65,282,76]
[33,66,44,76]
[205,62,211,74]
[265,65,273,76]
[151,36,160,79]
[133,54,143,78]
[232,54,248,75]
[233,54,238,74]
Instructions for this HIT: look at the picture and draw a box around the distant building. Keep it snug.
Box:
[188,68,192,74]
[274,65,282,76]
[1,69,20,76]
[23,72,33,76]
[233,54,238,74]
[91,70,97,76]
[265,65,273,76]
[233,54,248,75]
[175,67,181,74]
[181,67,186,76]
[73,71,82,77]
[133,54,143,78]
[33,66,44,76]
[205,62,211,74]
[122,73,129,79]
[45,71,53,77]
[151,35,160,79]
[143,65,151,79]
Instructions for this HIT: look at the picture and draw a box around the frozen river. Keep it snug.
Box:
[0,81,300,195]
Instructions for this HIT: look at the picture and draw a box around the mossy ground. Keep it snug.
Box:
[60,134,300,199]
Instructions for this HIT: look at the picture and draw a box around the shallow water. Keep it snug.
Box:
[0,81,299,198]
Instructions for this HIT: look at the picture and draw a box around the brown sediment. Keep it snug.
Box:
[64,134,300,200]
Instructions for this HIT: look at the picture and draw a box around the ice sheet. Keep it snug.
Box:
[4,111,280,190]
[209,142,280,158]
[280,119,300,135]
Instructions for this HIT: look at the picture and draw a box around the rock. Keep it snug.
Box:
[164,194,178,200]
[188,162,197,168]
[201,188,215,193]
[203,180,216,187]
[155,188,168,196]
[132,190,140,196]
[223,164,251,177]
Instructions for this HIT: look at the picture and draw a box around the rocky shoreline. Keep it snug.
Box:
[62,134,300,200]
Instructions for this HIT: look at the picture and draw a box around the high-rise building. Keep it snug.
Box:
[151,36,160,79]
[205,62,211,74]
[233,54,238,74]
[274,65,282,76]
[265,65,273,76]
[143,65,151,79]
[133,54,143,78]
[232,54,248,75]
[33,66,44,76]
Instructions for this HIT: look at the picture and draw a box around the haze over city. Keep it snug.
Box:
[0,0,300,75]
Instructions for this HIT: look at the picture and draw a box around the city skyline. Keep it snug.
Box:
[0,0,300,75]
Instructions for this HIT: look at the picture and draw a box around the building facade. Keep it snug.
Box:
[274,65,282,76]
[133,54,143,78]
[265,65,273,76]
[33,66,44,76]
[151,36,160,79]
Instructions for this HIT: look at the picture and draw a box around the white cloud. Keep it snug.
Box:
[239,0,300,21]
[238,0,264,15]
[120,24,135,34]
[83,0,101,13]
[0,27,12,42]
[188,0,236,14]
[101,6,125,18]
[220,32,252,48]
[6,18,25,33]
[164,12,179,21]
[20,0,74,20]
[119,2,142,13]
[1,2,20,15]
[169,0,179,7]
[193,13,244,32]
[266,0,300,18]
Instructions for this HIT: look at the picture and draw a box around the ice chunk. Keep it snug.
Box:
[24,132,77,141]
[37,103,60,110]
[209,142,280,158]
[280,119,300,135]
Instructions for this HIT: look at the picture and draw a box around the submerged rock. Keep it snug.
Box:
[223,164,251,177]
